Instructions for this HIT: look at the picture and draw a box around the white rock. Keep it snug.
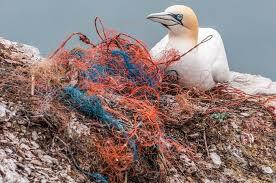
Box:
[19,138,28,144]
[40,155,57,165]
[188,133,200,138]
[24,167,32,175]
[223,168,234,176]
[5,132,19,144]
[24,151,34,159]
[203,178,215,183]
[0,158,29,183]
[231,121,239,129]
[240,112,250,117]
[41,179,47,183]
[33,149,44,157]
[31,131,39,141]
[68,118,90,137]
[261,166,273,174]
[0,104,7,118]
[180,154,197,173]
[18,120,26,125]
[19,143,30,151]
[5,122,12,128]
[210,152,222,166]
[0,149,7,159]
[4,148,13,154]
[30,159,43,166]
[30,141,40,149]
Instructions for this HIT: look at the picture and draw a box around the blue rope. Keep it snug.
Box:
[111,50,156,87]
[84,64,114,82]
[64,50,151,173]
[76,49,156,87]
[64,86,124,131]
[88,173,108,183]
[64,46,159,182]
[64,86,138,160]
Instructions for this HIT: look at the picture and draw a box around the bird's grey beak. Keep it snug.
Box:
[147,12,181,27]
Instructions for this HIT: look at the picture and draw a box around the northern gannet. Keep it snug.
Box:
[147,5,276,95]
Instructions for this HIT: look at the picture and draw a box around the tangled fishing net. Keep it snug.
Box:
[30,17,195,182]
[1,17,275,182]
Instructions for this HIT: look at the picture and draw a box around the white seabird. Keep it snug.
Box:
[147,5,276,95]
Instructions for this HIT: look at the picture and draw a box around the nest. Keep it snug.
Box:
[0,18,275,183]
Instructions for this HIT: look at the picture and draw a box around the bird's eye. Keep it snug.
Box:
[176,14,183,21]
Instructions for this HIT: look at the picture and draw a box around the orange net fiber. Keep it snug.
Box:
[32,17,189,182]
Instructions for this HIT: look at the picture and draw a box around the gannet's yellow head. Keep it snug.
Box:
[147,5,199,43]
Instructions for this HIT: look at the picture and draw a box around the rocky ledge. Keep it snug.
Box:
[0,38,86,182]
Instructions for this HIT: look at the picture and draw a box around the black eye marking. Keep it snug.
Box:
[168,13,184,26]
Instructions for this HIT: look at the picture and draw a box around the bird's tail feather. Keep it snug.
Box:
[229,71,276,95]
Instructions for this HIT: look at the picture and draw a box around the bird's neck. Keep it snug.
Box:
[168,28,198,46]
[167,29,199,54]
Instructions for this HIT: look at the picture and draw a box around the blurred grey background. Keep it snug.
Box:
[0,0,275,79]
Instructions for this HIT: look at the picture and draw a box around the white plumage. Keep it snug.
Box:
[147,5,276,95]
[150,28,230,90]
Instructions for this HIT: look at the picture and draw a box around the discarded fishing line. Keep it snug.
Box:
[28,17,197,182]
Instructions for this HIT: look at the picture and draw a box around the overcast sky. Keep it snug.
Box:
[0,0,275,79]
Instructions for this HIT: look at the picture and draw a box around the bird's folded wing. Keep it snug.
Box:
[198,28,230,83]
